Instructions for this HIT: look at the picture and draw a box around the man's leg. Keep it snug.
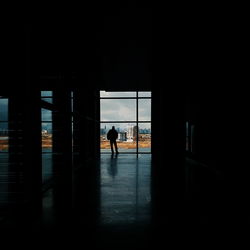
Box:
[114,140,119,153]
[110,141,114,154]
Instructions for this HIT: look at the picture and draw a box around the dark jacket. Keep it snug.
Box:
[107,129,118,141]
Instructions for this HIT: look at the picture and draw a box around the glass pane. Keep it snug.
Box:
[100,91,136,97]
[41,122,52,153]
[41,91,52,97]
[41,118,53,183]
[100,99,136,121]
[0,99,8,202]
[0,99,8,121]
[139,99,151,121]
[100,123,137,153]
[138,123,151,153]
[42,108,52,121]
[138,92,151,97]
[41,97,53,104]
[0,122,8,152]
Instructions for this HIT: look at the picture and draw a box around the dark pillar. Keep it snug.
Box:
[8,94,25,205]
[23,87,42,212]
[72,88,81,165]
[151,86,185,228]
[77,86,100,161]
[23,25,42,214]
[52,87,72,223]
[72,86,100,229]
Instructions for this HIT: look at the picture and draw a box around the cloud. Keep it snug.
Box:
[0,99,8,121]
[101,98,151,122]
[42,109,52,121]
[138,99,151,121]
[101,99,136,121]
[41,122,52,131]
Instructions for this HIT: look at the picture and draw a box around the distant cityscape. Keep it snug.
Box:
[41,126,52,133]
[100,125,151,142]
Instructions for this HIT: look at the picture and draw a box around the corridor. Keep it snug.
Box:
[35,154,153,249]
[100,154,151,226]
[98,154,152,248]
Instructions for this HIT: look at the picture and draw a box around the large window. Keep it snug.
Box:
[0,98,8,153]
[41,91,53,183]
[0,97,9,205]
[100,91,151,154]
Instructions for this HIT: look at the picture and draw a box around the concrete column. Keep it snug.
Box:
[151,86,185,227]
[22,25,42,213]
[72,88,81,165]
[23,87,42,210]
[8,93,25,202]
[52,87,72,220]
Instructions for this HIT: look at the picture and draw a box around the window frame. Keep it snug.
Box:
[100,91,151,155]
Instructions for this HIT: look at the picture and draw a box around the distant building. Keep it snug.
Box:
[126,125,134,141]
[42,129,48,136]
[100,128,106,135]
[139,128,151,134]
[118,132,127,141]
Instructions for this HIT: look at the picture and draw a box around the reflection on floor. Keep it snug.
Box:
[39,154,153,249]
[100,154,151,226]
[1,152,242,247]
[101,148,151,153]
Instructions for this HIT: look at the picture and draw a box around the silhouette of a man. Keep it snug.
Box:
[107,126,119,154]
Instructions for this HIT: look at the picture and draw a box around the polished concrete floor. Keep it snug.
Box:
[1,153,249,247]
[27,154,153,249]
[96,154,152,249]
[100,154,151,226]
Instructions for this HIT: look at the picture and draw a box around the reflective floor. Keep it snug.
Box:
[1,153,248,247]
[90,154,151,249]
[38,154,153,249]
[100,154,151,226]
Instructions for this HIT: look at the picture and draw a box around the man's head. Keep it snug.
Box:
[112,126,115,130]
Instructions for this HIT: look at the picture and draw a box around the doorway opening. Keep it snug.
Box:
[100,91,151,155]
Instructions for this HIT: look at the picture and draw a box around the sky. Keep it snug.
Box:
[0,99,8,121]
[0,99,8,131]
[100,99,151,121]
[100,91,151,130]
